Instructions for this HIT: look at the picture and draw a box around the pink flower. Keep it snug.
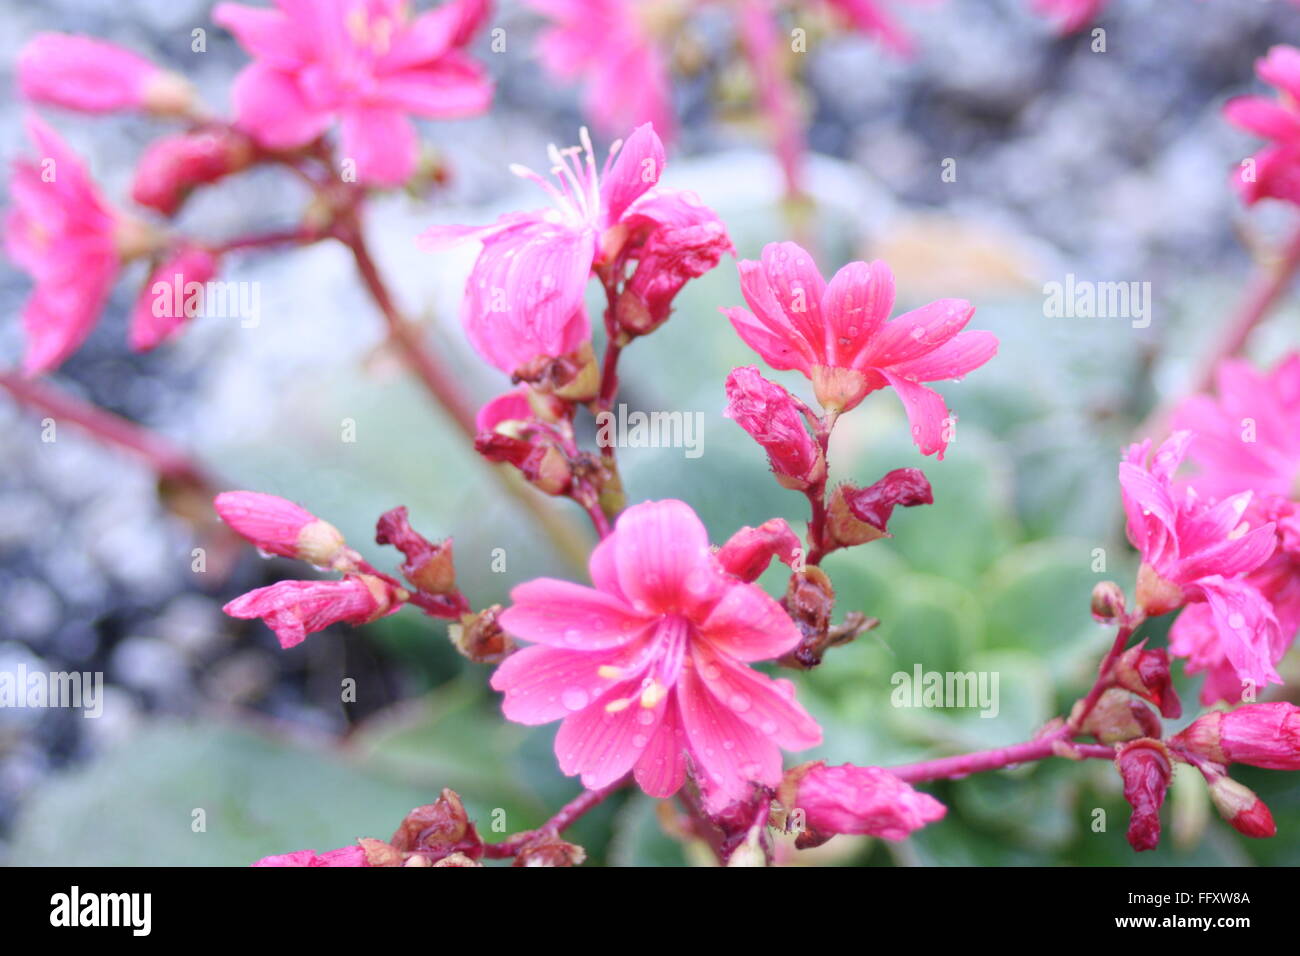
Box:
[784,763,946,843]
[1231,144,1300,207]
[4,114,139,375]
[420,124,728,382]
[1030,0,1107,35]
[821,0,919,55]
[724,366,825,490]
[224,575,398,648]
[213,0,492,185]
[18,32,196,116]
[214,490,352,568]
[526,0,676,143]
[1224,46,1300,206]
[130,246,221,352]
[252,845,368,866]
[720,242,997,457]
[490,499,822,811]
[1171,702,1300,771]
[1120,432,1282,691]
[1116,739,1171,852]
[131,128,255,216]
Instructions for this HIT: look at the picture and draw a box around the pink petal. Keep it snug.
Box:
[553,678,661,789]
[633,695,688,797]
[692,644,821,750]
[677,667,783,813]
[1192,575,1283,691]
[1223,96,1300,144]
[878,371,952,459]
[612,499,715,614]
[861,298,974,369]
[759,241,827,351]
[721,305,813,374]
[1258,44,1300,102]
[229,62,332,150]
[213,3,307,69]
[500,578,652,649]
[382,0,487,69]
[338,106,417,186]
[601,123,665,225]
[699,581,801,662]
[489,643,638,725]
[821,259,894,366]
[375,55,492,118]
[887,329,999,383]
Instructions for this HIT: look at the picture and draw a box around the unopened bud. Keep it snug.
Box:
[1136,562,1184,617]
[1074,688,1161,745]
[1112,640,1181,718]
[1090,581,1126,623]
[1172,703,1300,770]
[1208,776,1276,838]
[389,788,484,863]
[1116,739,1172,852]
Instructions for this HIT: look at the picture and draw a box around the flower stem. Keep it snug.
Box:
[0,372,214,492]
[482,780,625,858]
[887,738,1116,784]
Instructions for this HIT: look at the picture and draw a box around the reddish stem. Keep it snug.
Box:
[0,372,214,491]
[887,739,1116,784]
[482,780,625,858]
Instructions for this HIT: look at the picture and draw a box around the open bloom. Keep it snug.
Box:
[527,0,675,142]
[224,575,398,648]
[18,32,196,116]
[5,114,147,375]
[490,499,822,811]
[721,242,996,458]
[782,763,946,845]
[1225,46,1300,206]
[214,0,492,185]
[1121,432,1282,692]
[420,124,728,384]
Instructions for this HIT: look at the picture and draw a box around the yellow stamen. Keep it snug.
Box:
[640,680,667,709]
[597,665,624,679]
[605,698,632,713]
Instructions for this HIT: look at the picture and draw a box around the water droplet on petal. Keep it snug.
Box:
[561,687,589,711]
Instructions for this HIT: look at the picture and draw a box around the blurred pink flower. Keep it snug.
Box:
[526,0,675,142]
[224,575,398,648]
[420,124,728,378]
[1225,46,1300,205]
[4,114,135,375]
[720,242,997,457]
[490,499,821,811]
[213,0,492,185]
[822,0,922,55]
[1121,432,1282,692]
[131,128,254,216]
[18,32,195,116]
[130,246,221,352]
[214,490,352,567]
[252,845,368,866]
[786,763,946,842]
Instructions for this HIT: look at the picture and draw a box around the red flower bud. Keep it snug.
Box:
[1113,640,1181,719]
[375,506,457,596]
[825,468,933,549]
[1116,739,1172,852]
[1208,776,1276,839]
[1172,703,1300,770]
[131,128,253,215]
[714,518,803,582]
[724,366,824,491]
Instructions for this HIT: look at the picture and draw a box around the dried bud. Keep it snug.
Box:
[431,852,482,867]
[724,366,824,491]
[1074,688,1162,745]
[517,342,599,403]
[1171,703,1300,770]
[449,605,514,664]
[714,518,803,582]
[825,468,933,549]
[375,506,457,595]
[777,568,835,669]
[513,836,587,867]
[1207,776,1276,838]
[357,837,404,867]
[389,789,484,863]
[1116,739,1173,852]
[1090,581,1127,624]
[1112,640,1181,719]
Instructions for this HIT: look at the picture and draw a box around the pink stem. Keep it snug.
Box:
[482,780,624,858]
[0,372,214,491]
[887,739,1116,784]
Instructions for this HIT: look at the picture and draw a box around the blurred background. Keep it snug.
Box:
[3,0,1300,866]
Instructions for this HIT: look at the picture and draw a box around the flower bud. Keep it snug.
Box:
[357,837,404,867]
[222,574,398,649]
[777,567,836,669]
[375,506,457,596]
[1116,739,1172,852]
[389,789,484,864]
[431,852,482,867]
[449,606,514,664]
[1207,776,1276,839]
[1090,581,1126,623]
[1171,703,1300,770]
[724,366,824,491]
[1112,640,1181,719]
[130,246,220,352]
[213,491,352,569]
[825,468,933,549]
[1074,688,1162,745]
[131,128,254,215]
[779,762,946,848]
[513,836,587,867]
[615,216,732,338]
[18,33,198,117]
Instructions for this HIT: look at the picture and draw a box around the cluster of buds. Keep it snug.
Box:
[216,492,470,650]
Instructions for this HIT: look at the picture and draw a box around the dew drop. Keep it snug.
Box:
[561,687,589,711]
[1229,613,1245,630]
